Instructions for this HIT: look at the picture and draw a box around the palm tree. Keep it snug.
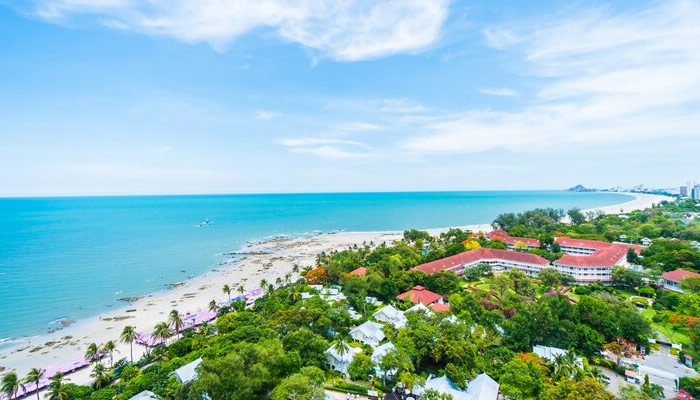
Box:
[284,273,292,285]
[288,290,300,303]
[1,372,24,400]
[102,341,117,367]
[90,364,110,390]
[153,322,171,346]
[588,366,607,386]
[45,373,69,400]
[85,342,100,365]
[237,284,245,296]
[198,322,212,337]
[334,337,351,359]
[275,277,283,287]
[259,279,268,291]
[292,264,300,274]
[120,325,137,363]
[24,368,44,400]
[168,309,184,339]
[208,299,219,313]
[222,284,232,302]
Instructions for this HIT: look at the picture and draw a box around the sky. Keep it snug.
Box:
[0,0,699,196]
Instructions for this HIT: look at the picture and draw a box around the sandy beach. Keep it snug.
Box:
[0,192,672,387]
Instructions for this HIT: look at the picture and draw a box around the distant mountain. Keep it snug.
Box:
[566,184,597,192]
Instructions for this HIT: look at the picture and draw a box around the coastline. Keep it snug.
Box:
[0,192,672,386]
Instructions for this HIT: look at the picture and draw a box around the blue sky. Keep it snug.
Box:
[1,0,699,196]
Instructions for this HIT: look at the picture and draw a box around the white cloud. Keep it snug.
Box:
[279,137,365,147]
[333,122,382,132]
[478,88,519,97]
[289,145,371,159]
[403,0,700,154]
[31,0,451,61]
[153,145,174,153]
[255,110,280,120]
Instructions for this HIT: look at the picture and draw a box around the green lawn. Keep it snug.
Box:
[640,309,691,346]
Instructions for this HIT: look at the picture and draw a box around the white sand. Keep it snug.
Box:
[0,192,672,387]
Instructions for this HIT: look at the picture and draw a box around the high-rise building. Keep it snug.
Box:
[693,185,700,201]
[681,186,688,196]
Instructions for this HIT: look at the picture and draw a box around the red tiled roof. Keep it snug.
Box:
[555,237,612,249]
[413,248,550,275]
[555,242,643,268]
[349,267,367,277]
[396,285,443,305]
[662,269,700,282]
[487,230,541,247]
[430,303,451,313]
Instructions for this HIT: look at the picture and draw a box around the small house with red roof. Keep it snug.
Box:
[349,267,367,277]
[430,303,451,313]
[396,286,444,306]
[662,269,700,293]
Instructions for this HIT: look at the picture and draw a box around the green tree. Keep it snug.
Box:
[499,358,545,400]
[379,349,413,386]
[168,309,184,339]
[153,322,171,346]
[101,340,117,367]
[1,372,24,400]
[270,368,325,400]
[223,284,232,302]
[45,373,70,400]
[90,364,110,389]
[120,325,138,363]
[539,268,564,289]
[542,378,613,400]
[347,352,374,381]
[85,342,100,365]
[23,368,44,400]
[568,208,586,225]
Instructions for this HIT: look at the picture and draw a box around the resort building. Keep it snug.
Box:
[486,230,540,250]
[431,303,451,313]
[171,358,203,384]
[412,234,644,284]
[412,373,499,400]
[371,341,396,377]
[396,285,444,306]
[128,391,158,400]
[662,269,700,293]
[412,248,550,278]
[373,305,407,329]
[350,321,385,347]
[533,345,584,369]
[325,343,362,376]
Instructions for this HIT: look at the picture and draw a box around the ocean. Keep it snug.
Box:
[0,191,632,342]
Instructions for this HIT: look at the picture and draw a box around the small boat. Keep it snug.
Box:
[197,218,214,227]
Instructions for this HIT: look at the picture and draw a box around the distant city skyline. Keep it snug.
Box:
[1,0,699,196]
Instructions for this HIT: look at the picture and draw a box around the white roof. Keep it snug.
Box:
[371,342,395,363]
[128,391,158,400]
[406,303,434,316]
[325,343,362,363]
[373,304,403,319]
[442,314,459,324]
[532,345,567,361]
[466,373,499,400]
[351,321,385,342]
[172,358,202,384]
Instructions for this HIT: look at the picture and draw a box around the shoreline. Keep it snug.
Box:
[0,192,672,385]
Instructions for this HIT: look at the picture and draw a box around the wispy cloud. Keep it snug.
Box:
[333,122,382,132]
[153,145,174,153]
[479,88,519,97]
[30,0,451,62]
[402,0,700,154]
[279,137,371,159]
[255,110,280,120]
[289,145,371,159]
[279,138,365,147]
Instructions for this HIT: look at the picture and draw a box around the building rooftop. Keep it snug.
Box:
[396,285,443,305]
[172,357,202,384]
[413,248,550,275]
[662,269,700,282]
[349,267,367,277]
[487,230,541,247]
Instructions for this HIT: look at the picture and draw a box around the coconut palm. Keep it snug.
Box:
[1,372,24,400]
[90,364,110,390]
[237,284,245,295]
[45,373,69,400]
[85,342,100,365]
[588,366,608,386]
[275,277,283,287]
[120,325,137,363]
[333,336,351,359]
[288,290,300,303]
[208,299,219,313]
[292,264,300,274]
[284,273,292,285]
[101,340,117,367]
[259,279,268,291]
[153,322,171,346]
[222,284,231,302]
[24,368,44,400]
[168,309,184,339]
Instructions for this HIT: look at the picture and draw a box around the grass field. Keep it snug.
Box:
[640,308,691,346]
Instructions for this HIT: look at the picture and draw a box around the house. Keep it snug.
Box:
[350,321,385,347]
[365,296,382,305]
[373,305,407,329]
[346,306,361,320]
[349,267,367,277]
[533,346,584,369]
[412,373,499,400]
[171,358,202,384]
[641,237,653,246]
[128,391,158,400]
[405,302,434,316]
[625,369,640,384]
[396,286,443,306]
[325,343,362,375]
[619,234,628,241]
[662,269,700,293]
[371,342,395,365]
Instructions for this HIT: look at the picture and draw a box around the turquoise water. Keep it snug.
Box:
[0,191,632,341]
